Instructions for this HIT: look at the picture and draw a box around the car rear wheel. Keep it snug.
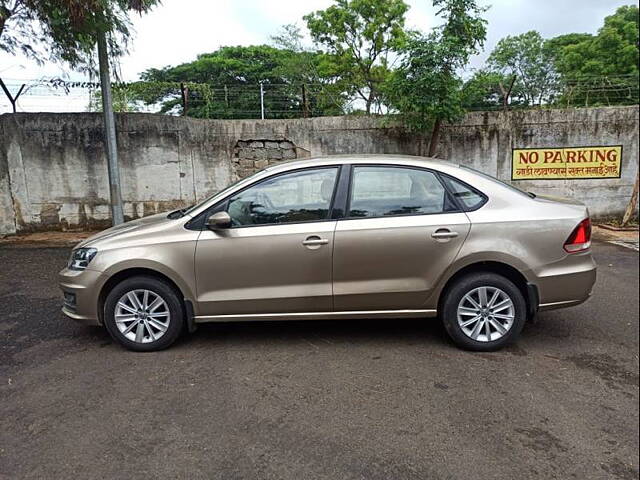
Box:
[441,272,526,351]
[104,276,184,352]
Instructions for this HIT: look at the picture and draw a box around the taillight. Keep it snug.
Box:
[564,218,592,253]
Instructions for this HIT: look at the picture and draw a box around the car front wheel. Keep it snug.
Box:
[441,272,526,351]
[103,276,185,351]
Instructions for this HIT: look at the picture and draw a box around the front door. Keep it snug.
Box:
[333,165,471,311]
[195,167,339,316]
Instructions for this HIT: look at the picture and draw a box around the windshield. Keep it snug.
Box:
[180,170,265,217]
[460,165,536,198]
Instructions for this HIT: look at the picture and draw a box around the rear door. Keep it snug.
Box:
[333,165,471,311]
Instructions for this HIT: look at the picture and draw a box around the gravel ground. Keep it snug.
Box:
[0,241,638,480]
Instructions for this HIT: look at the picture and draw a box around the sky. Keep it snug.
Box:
[0,0,631,113]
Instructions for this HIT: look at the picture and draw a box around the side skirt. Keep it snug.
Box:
[194,309,437,323]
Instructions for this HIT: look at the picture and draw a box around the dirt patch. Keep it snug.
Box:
[601,458,639,480]
[566,353,639,389]
[514,427,569,458]
[592,225,639,243]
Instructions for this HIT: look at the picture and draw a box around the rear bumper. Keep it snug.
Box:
[59,268,106,326]
[535,251,597,309]
[539,294,592,311]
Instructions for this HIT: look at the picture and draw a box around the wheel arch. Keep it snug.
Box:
[97,267,189,325]
[435,260,538,320]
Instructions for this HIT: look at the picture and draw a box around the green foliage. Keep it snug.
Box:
[0,0,159,70]
[434,0,487,64]
[461,69,522,109]
[543,33,593,56]
[488,31,558,105]
[551,5,638,78]
[139,45,348,118]
[475,6,639,109]
[270,24,352,116]
[6,0,635,119]
[87,83,142,112]
[385,33,462,131]
[384,0,487,131]
[304,0,409,113]
[548,5,639,106]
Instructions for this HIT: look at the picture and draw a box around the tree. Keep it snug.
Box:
[304,0,409,114]
[141,45,299,118]
[461,69,521,110]
[1,0,159,225]
[270,24,351,117]
[384,0,486,155]
[140,45,348,118]
[488,31,558,105]
[551,5,638,78]
[543,32,593,57]
[547,5,639,106]
[0,0,158,70]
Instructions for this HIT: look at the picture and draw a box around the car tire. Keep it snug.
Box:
[103,276,185,352]
[440,272,526,351]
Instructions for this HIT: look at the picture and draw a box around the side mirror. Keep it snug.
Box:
[206,211,232,230]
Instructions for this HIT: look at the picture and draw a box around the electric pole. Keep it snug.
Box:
[97,30,125,225]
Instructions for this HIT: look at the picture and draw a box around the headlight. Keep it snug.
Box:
[68,248,97,270]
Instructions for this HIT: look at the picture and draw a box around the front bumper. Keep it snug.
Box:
[59,267,107,326]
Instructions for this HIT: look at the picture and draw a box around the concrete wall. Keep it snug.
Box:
[0,106,637,234]
[439,107,639,218]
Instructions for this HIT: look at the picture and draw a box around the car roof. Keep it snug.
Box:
[265,154,461,172]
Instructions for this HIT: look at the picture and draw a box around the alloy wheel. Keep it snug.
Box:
[114,289,171,343]
[456,286,515,342]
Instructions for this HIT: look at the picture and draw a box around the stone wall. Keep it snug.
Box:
[0,106,637,235]
[233,139,306,178]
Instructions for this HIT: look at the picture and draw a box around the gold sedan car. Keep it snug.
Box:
[59,155,596,351]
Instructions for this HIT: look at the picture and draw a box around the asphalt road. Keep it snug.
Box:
[0,241,638,480]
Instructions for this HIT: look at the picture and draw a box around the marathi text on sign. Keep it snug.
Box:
[512,146,622,180]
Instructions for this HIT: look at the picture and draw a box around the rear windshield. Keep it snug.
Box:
[460,166,536,198]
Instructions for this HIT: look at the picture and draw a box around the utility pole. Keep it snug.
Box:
[97,30,125,225]
[259,81,265,120]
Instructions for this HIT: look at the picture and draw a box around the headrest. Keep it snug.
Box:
[320,178,334,201]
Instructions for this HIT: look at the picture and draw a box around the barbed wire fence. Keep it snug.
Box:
[0,73,638,117]
[0,77,355,117]
[465,73,639,111]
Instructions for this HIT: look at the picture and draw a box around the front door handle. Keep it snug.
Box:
[302,236,329,247]
[431,229,459,239]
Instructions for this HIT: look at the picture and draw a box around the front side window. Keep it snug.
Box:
[348,166,457,218]
[227,168,338,226]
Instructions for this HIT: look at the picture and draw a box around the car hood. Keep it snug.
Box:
[75,212,177,249]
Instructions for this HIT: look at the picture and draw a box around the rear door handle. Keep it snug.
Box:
[431,229,459,239]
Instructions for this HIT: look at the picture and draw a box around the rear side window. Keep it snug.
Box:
[348,166,458,218]
[440,175,487,211]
